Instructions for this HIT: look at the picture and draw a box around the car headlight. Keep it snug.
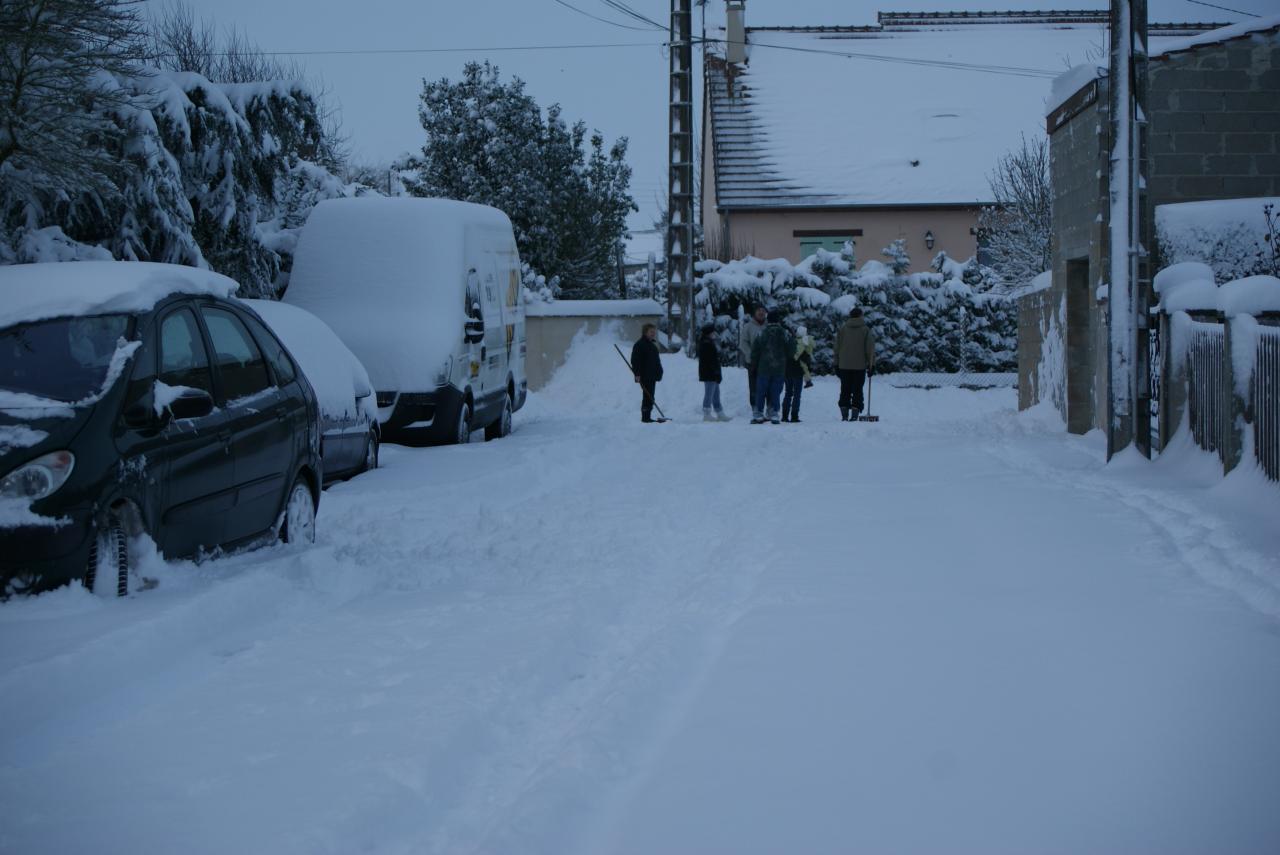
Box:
[435,358,453,387]
[0,451,76,500]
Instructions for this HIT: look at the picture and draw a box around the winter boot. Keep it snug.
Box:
[751,413,766,424]
[849,408,861,422]
[769,410,781,425]
[716,410,732,422]
[703,408,716,422]
[840,407,850,422]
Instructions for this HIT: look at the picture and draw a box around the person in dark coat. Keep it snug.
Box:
[739,305,767,414]
[781,324,814,423]
[834,307,876,421]
[631,323,664,422]
[697,324,731,421]
[749,309,795,424]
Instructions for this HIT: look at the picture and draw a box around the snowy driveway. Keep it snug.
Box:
[3,332,1279,855]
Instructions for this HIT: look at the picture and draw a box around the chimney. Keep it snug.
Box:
[726,1,746,64]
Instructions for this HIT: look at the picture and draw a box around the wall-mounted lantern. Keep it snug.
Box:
[924,230,935,250]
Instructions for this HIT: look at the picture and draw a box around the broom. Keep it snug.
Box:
[858,369,880,422]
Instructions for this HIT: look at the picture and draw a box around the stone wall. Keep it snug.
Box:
[1148,30,1280,218]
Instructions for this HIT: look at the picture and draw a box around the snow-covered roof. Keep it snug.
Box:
[0,261,238,330]
[707,12,1218,210]
[1152,13,1280,58]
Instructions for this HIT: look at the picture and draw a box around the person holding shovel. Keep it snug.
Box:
[631,323,665,423]
[835,306,876,421]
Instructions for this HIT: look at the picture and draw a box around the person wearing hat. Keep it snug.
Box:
[749,308,795,424]
[834,306,876,421]
[698,323,731,421]
[738,305,768,414]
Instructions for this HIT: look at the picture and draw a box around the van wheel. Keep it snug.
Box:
[485,391,513,441]
[280,477,317,544]
[360,429,379,473]
[84,514,128,597]
[456,401,473,445]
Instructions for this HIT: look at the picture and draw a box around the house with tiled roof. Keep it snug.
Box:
[701,6,1220,270]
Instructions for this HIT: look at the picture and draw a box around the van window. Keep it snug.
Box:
[202,307,272,401]
[159,309,213,394]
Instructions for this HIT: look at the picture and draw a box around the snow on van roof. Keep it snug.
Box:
[285,197,516,392]
[0,261,238,330]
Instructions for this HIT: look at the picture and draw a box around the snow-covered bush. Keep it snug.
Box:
[695,242,1017,374]
[1156,197,1280,283]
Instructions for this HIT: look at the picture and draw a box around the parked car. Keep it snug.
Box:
[285,197,527,446]
[0,261,322,597]
[242,299,379,484]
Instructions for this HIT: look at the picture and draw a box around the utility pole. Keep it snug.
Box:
[1105,0,1150,460]
[668,0,695,353]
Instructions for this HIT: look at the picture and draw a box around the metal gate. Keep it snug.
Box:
[1257,326,1280,482]
[1186,322,1228,455]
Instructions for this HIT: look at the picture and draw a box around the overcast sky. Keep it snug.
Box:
[182,0,1271,253]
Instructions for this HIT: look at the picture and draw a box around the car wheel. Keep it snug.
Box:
[84,514,128,597]
[485,391,513,441]
[456,400,472,445]
[360,429,379,472]
[280,477,316,544]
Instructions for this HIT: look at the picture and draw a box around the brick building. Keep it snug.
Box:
[1017,15,1280,433]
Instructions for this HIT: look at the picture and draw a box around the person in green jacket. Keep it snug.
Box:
[750,309,795,424]
[834,307,876,421]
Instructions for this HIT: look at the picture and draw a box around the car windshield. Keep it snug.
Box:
[0,314,134,402]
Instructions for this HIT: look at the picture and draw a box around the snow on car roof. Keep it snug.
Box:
[242,299,377,425]
[708,22,1198,209]
[0,261,239,330]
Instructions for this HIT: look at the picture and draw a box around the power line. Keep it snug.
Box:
[183,41,665,58]
[598,0,668,31]
[701,35,1061,78]
[549,0,656,31]
[1183,0,1260,17]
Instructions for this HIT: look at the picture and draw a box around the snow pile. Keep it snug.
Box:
[0,261,238,329]
[1156,197,1280,283]
[1045,64,1105,117]
[1156,264,1280,316]
[525,299,664,318]
[697,243,1017,374]
[0,426,46,455]
[243,299,376,425]
[1152,13,1280,57]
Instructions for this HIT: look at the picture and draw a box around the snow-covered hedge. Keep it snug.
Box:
[694,240,1017,374]
[1155,198,1280,283]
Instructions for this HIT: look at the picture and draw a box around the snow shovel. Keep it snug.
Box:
[858,370,880,422]
[614,343,669,422]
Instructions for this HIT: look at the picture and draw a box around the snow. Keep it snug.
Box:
[712,25,1189,207]
[242,299,377,425]
[1154,260,1216,295]
[1158,270,1280,316]
[1155,197,1280,282]
[525,299,664,318]
[286,197,512,392]
[1009,269,1053,299]
[2,328,1279,853]
[0,261,238,330]
[1045,63,1104,117]
[0,426,47,455]
[1152,13,1280,57]
[1218,275,1280,317]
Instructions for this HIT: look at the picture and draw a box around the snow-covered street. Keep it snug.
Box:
[3,329,1279,855]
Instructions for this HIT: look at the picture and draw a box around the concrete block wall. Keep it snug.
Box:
[1147,31,1280,209]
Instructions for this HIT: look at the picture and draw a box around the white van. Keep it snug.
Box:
[284,197,527,445]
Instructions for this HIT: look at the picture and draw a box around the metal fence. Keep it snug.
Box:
[1258,326,1280,482]
[884,372,1017,390]
[1186,322,1229,456]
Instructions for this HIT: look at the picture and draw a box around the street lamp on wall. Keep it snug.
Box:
[924,230,935,250]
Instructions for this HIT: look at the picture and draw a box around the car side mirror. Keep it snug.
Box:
[168,388,215,421]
